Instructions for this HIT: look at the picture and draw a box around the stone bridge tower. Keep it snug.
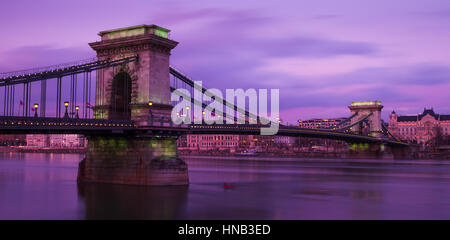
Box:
[89,24,178,125]
[78,25,188,186]
[348,101,383,138]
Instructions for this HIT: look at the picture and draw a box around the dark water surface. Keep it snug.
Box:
[1,152,450,219]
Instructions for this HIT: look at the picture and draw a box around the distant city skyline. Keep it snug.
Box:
[1,0,450,122]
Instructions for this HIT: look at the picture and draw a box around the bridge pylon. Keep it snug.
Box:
[77,25,188,186]
[89,24,178,125]
[348,101,383,138]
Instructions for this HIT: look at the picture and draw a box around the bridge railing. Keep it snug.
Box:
[0,56,139,120]
[146,114,192,128]
[0,116,136,130]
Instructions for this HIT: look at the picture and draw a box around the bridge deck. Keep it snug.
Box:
[0,116,191,136]
[189,124,408,147]
[0,116,136,135]
[0,117,407,146]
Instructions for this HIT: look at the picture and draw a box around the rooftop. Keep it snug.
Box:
[395,108,450,122]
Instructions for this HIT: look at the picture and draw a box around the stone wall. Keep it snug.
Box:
[78,135,189,186]
[89,27,178,126]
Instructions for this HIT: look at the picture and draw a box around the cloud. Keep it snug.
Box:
[413,9,450,18]
[328,63,450,87]
[165,7,378,96]
[245,37,376,59]
[229,60,450,122]
[259,61,450,91]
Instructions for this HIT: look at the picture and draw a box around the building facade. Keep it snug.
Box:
[0,134,26,146]
[177,134,295,151]
[26,134,86,147]
[178,134,240,151]
[388,108,450,144]
[26,134,49,147]
[273,136,294,146]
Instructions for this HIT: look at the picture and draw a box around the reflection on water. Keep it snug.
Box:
[78,183,188,220]
[1,152,450,219]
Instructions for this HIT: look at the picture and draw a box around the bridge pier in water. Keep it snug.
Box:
[347,143,384,159]
[78,135,188,186]
[388,145,410,160]
[346,142,410,159]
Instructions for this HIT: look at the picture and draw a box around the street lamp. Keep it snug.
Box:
[148,101,153,125]
[75,106,80,119]
[64,101,69,118]
[185,106,191,123]
[34,103,39,117]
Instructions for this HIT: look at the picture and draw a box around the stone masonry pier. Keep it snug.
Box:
[78,135,189,186]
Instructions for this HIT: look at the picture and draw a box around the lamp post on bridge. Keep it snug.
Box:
[186,106,190,123]
[64,101,69,118]
[148,101,153,126]
[34,104,39,117]
[75,106,80,119]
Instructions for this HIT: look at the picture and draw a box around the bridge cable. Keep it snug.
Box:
[324,112,359,129]
[169,67,273,125]
[382,123,402,142]
[40,79,46,117]
[335,112,374,132]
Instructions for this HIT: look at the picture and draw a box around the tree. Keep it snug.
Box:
[432,126,444,147]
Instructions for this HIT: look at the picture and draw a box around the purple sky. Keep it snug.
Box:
[1,0,450,124]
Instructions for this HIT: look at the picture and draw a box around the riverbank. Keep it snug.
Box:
[180,154,450,165]
[0,146,448,159]
[0,146,86,154]
[178,149,450,160]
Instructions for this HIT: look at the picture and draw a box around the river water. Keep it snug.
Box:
[0,152,449,219]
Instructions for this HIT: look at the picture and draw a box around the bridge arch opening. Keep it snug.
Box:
[110,70,132,120]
